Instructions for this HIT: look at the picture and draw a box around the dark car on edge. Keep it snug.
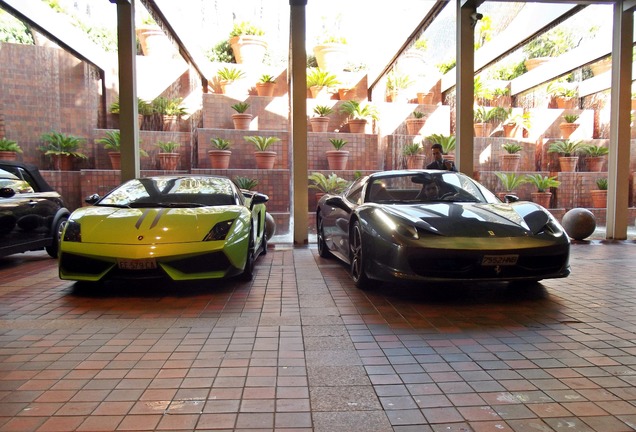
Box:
[0,160,70,258]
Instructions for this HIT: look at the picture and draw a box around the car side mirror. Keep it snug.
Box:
[249,192,269,209]
[0,187,16,198]
[325,196,351,212]
[504,194,519,203]
[85,193,101,204]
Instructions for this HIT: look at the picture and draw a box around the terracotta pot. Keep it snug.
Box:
[51,154,74,171]
[555,97,577,109]
[162,115,180,132]
[310,117,329,133]
[254,151,276,169]
[0,151,18,161]
[232,113,253,130]
[256,82,275,97]
[590,190,607,208]
[502,123,517,138]
[326,150,349,170]
[417,92,434,105]
[559,122,578,139]
[631,99,636,111]
[559,156,579,172]
[586,156,605,172]
[309,85,331,99]
[531,192,552,208]
[347,119,367,134]
[406,118,426,135]
[406,154,425,170]
[108,152,121,170]
[136,25,174,57]
[313,43,348,71]
[473,123,492,137]
[524,57,550,71]
[338,88,355,100]
[208,150,231,169]
[500,154,521,171]
[229,35,268,65]
[158,152,179,170]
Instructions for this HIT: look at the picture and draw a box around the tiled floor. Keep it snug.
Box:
[1,240,635,431]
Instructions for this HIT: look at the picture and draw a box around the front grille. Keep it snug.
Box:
[60,253,112,275]
[166,252,232,274]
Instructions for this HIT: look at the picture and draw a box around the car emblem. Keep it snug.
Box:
[138,236,144,241]
[494,265,501,275]
[488,230,495,236]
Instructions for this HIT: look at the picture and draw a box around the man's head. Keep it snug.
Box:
[431,143,443,162]
[422,178,439,199]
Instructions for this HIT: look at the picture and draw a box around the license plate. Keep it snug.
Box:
[481,255,518,266]
[117,259,157,270]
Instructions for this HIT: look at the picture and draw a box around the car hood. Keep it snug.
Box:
[70,206,246,244]
[381,201,553,236]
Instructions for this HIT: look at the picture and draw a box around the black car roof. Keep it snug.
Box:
[0,161,55,192]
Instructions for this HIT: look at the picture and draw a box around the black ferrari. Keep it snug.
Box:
[315,170,570,289]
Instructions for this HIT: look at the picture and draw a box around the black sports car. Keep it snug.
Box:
[0,161,70,258]
[315,170,570,288]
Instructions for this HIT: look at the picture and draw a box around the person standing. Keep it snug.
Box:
[426,143,457,171]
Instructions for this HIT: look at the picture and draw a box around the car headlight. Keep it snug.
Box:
[63,220,81,242]
[204,219,235,241]
[543,215,565,237]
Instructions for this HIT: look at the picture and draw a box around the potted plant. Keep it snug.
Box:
[525,173,560,208]
[491,85,511,107]
[0,137,22,161]
[406,111,427,135]
[306,68,340,99]
[230,102,252,130]
[473,76,493,106]
[95,130,148,170]
[217,66,246,95]
[208,137,232,169]
[308,172,349,197]
[523,27,576,71]
[156,141,180,170]
[547,81,579,109]
[473,106,496,137]
[162,97,187,132]
[426,134,456,160]
[138,98,153,129]
[590,177,608,208]
[559,114,579,139]
[548,139,585,172]
[386,70,414,103]
[39,131,87,171]
[313,34,348,71]
[403,141,424,169]
[582,144,609,172]
[339,100,379,134]
[502,111,531,138]
[326,138,348,170]
[501,142,523,171]
[494,171,527,202]
[244,135,281,169]
[234,176,259,191]
[310,105,333,133]
[229,21,267,65]
[256,73,276,97]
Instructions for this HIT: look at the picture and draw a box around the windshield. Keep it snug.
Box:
[97,176,239,208]
[365,172,497,204]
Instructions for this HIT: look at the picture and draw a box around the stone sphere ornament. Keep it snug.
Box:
[562,208,596,240]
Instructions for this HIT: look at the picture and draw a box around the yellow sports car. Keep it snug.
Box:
[59,175,269,283]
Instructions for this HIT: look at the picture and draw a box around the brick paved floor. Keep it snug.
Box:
[0,241,635,431]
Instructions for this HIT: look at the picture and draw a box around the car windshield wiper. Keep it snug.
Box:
[96,203,131,208]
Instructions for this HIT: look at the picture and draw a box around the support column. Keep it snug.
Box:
[607,1,633,239]
[290,0,308,245]
[112,0,140,181]
[456,0,479,178]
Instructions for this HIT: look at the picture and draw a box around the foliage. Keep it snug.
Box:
[436,58,456,74]
[231,102,250,113]
[138,98,154,116]
[153,97,187,116]
[523,27,578,59]
[306,68,341,88]
[96,130,148,156]
[234,176,259,190]
[244,135,281,151]
[583,144,609,157]
[402,142,422,156]
[547,81,578,98]
[210,137,231,150]
[502,143,523,154]
[473,106,503,123]
[548,139,585,156]
[328,138,347,150]
[339,100,379,121]
[505,111,532,130]
[259,74,276,83]
[414,38,428,51]
[426,134,456,154]
[156,141,180,153]
[308,172,349,194]
[563,114,579,123]
[595,177,608,190]
[495,172,527,192]
[474,76,493,101]
[39,131,87,159]
[313,105,334,117]
[217,66,246,82]
[524,174,560,192]
[205,40,235,63]
[474,14,492,50]
[0,10,34,44]
[412,111,426,119]
[386,71,414,91]
[0,137,22,153]
[229,21,265,37]
[489,60,527,81]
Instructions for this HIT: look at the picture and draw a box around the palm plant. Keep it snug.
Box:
[386,70,414,92]
[0,137,22,153]
[524,174,560,192]
[495,172,527,192]
[412,111,426,119]
[502,143,523,154]
[39,131,87,159]
[231,102,250,113]
[156,141,180,153]
[328,138,347,150]
[339,100,379,121]
[548,139,585,156]
[308,172,349,194]
[96,130,121,151]
[582,144,609,157]
[596,177,608,190]
[210,137,231,150]
[259,74,276,83]
[306,68,341,88]
[313,105,334,117]
[217,66,246,83]
[402,142,422,156]
[563,114,579,123]
[234,176,259,190]
[426,134,456,154]
[244,135,281,151]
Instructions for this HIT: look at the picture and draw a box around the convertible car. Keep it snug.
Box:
[58,175,269,283]
[316,170,570,288]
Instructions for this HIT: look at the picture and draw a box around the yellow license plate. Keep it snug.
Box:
[117,259,157,270]
[482,255,518,266]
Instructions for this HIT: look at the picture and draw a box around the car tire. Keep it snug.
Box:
[316,213,332,258]
[350,221,371,289]
[240,229,255,281]
[46,215,68,258]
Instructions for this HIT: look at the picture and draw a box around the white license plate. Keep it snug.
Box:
[481,255,518,266]
[117,259,157,270]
